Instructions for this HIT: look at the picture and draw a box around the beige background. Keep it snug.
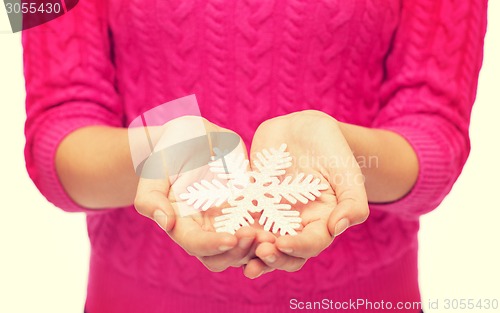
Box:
[1,3,499,312]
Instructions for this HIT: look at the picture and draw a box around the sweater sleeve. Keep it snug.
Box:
[23,0,123,213]
[369,0,487,219]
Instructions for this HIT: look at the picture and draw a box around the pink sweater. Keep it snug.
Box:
[22,1,486,312]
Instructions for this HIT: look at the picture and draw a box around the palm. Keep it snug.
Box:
[242,111,368,276]
[135,116,268,272]
[165,143,276,268]
[250,120,339,235]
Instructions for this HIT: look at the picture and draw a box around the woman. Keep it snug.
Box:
[23,0,487,312]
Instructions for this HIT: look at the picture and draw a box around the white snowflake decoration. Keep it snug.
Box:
[179,144,329,235]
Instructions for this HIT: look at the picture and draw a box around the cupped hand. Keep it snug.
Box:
[244,110,369,278]
[134,116,271,272]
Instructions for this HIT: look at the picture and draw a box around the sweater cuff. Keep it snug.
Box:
[368,117,463,219]
[28,113,120,214]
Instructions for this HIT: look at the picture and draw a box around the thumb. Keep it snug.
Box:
[327,196,369,238]
[135,178,176,232]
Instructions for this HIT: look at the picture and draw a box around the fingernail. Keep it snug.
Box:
[218,245,232,252]
[334,218,350,237]
[254,270,265,279]
[264,255,276,263]
[153,210,167,230]
[278,247,293,254]
[238,237,253,249]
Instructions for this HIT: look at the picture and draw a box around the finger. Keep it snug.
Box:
[171,215,237,257]
[243,258,275,279]
[324,149,369,237]
[200,227,257,270]
[327,194,369,238]
[135,178,176,231]
[255,228,277,244]
[255,242,306,272]
[275,219,332,259]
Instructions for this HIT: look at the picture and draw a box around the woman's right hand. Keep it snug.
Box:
[133,117,273,272]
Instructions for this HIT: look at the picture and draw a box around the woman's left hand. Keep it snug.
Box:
[243,110,369,278]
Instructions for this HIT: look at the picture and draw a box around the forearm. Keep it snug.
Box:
[337,122,419,203]
[55,126,140,209]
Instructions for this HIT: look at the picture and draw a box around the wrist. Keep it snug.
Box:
[337,122,419,202]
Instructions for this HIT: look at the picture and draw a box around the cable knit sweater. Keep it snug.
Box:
[22,1,487,312]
